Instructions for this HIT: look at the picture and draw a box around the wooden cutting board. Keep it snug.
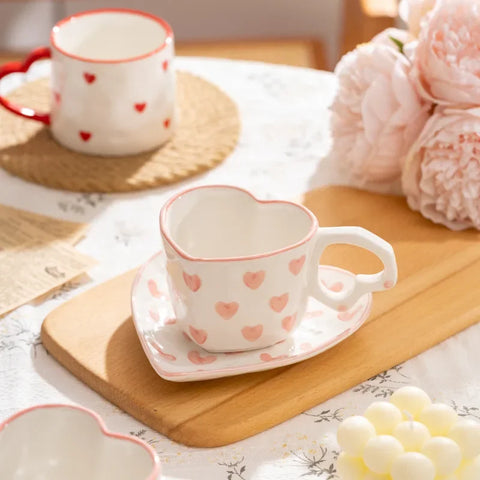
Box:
[41,187,480,447]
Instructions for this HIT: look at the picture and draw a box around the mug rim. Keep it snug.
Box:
[50,8,174,64]
[159,185,319,263]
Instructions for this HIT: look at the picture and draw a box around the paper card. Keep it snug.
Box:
[0,241,97,316]
[0,204,88,245]
[0,204,96,317]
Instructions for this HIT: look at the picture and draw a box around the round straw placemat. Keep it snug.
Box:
[0,72,240,192]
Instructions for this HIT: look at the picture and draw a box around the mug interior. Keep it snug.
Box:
[162,186,316,259]
[52,10,171,61]
[0,406,156,480]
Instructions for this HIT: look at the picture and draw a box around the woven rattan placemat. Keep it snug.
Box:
[0,71,240,192]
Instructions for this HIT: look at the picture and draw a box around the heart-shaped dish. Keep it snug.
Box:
[131,251,372,381]
[0,404,161,480]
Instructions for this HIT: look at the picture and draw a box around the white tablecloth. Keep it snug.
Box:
[0,58,479,480]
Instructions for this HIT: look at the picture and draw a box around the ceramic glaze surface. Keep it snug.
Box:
[160,185,397,351]
[167,187,314,257]
[0,9,175,156]
[0,405,160,480]
[50,9,175,156]
[131,251,372,381]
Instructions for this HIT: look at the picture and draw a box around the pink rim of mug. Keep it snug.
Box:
[159,185,319,263]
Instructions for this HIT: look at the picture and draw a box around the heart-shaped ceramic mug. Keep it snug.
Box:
[0,8,175,156]
[160,185,398,352]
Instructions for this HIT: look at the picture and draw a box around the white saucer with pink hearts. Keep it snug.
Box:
[131,251,373,382]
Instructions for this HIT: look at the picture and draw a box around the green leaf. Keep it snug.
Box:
[389,36,405,55]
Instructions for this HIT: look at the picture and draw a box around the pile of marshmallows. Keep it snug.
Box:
[337,386,480,480]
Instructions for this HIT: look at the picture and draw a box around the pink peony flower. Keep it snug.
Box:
[330,40,431,186]
[399,0,437,37]
[402,107,480,230]
[411,0,480,106]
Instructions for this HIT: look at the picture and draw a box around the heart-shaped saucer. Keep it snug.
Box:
[131,252,372,382]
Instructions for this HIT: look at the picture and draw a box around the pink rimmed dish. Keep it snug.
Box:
[0,404,161,480]
[131,251,372,382]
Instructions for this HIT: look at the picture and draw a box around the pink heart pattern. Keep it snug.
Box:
[241,325,263,341]
[188,350,217,365]
[281,314,297,332]
[148,339,176,361]
[321,280,344,292]
[134,102,146,113]
[148,279,163,298]
[289,255,306,275]
[148,309,160,322]
[79,131,91,142]
[215,301,239,320]
[156,350,176,362]
[183,271,201,292]
[188,325,207,344]
[83,72,96,84]
[260,353,288,362]
[164,118,171,129]
[269,293,289,312]
[162,60,169,71]
[243,271,265,289]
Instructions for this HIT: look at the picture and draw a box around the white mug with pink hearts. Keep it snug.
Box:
[0,8,175,156]
[160,185,398,352]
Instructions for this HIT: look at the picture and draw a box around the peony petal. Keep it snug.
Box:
[413,0,480,106]
[402,107,480,230]
[331,41,430,186]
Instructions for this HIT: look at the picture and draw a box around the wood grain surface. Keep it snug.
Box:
[41,186,480,447]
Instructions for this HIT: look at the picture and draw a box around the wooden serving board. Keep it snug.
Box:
[41,187,480,447]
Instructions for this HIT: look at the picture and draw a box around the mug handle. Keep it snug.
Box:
[309,226,397,310]
[0,46,51,125]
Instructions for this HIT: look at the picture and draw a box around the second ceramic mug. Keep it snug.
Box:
[0,8,175,156]
[160,185,398,352]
